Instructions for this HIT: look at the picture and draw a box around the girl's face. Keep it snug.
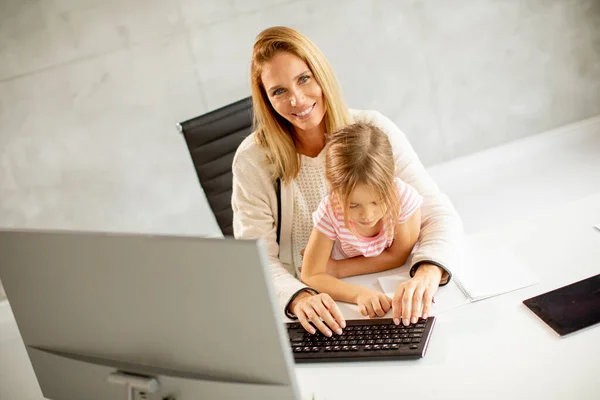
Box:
[345,184,386,229]
[261,51,326,134]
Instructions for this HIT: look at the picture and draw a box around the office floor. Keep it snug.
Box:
[1,115,599,400]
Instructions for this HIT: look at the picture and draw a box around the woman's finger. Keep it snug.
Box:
[411,288,424,324]
[320,294,346,330]
[421,289,434,319]
[402,287,414,326]
[295,308,315,335]
[303,307,330,336]
[392,287,404,325]
[311,301,336,336]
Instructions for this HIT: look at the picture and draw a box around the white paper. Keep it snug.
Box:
[455,242,539,301]
[378,240,538,313]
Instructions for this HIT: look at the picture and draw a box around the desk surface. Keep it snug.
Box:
[296,192,600,400]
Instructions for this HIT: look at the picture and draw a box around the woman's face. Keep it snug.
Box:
[261,51,326,134]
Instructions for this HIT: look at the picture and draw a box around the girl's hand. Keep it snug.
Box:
[392,263,442,326]
[356,290,392,318]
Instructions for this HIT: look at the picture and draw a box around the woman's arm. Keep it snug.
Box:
[232,139,345,335]
[301,228,374,304]
[330,209,422,279]
[232,140,307,312]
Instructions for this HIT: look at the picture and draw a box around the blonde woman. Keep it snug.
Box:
[232,26,462,336]
[301,122,423,330]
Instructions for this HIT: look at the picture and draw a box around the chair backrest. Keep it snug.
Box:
[178,97,253,237]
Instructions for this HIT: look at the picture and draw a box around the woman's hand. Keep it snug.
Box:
[290,291,346,337]
[356,290,392,318]
[392,263,443,326]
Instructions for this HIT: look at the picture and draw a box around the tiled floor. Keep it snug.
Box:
[1,115,598,400]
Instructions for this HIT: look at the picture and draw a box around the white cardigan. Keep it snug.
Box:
[231,109,463,315]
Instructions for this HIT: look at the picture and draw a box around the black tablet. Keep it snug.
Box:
[523,274,600,336]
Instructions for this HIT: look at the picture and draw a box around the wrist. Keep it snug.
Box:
[352,286,372,303]
[414,263,443,282]
[288,291,313,314]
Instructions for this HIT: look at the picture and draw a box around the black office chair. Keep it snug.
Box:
[177,97,253,237]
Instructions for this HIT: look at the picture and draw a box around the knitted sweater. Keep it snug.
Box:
[231,109,463,316]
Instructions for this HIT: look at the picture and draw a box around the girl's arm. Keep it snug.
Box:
[301,228,375,304]
[329,208,422,279]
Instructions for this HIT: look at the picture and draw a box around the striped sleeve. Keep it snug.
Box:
[312,196,337,240]
[396,178,424,224]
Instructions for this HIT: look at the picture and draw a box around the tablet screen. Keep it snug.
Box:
[523,274,600,336]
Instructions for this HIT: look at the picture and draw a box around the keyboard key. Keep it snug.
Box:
[382,344,390,350]
[294,348,303,353]
[411,338,421,343]
[373,345,382,350]
[390,344,399,350]
[409,344,419,350]
[364,345,373,351]
[333,346,341,352]
[324,346,333,352]
[412,328,425,333]
[342,346,351,351]
[311,347,320,352]
[402,338,411,344]
[302,347,312,352]
[410,333,422,338]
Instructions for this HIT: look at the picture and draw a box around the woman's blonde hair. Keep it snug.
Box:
[325,122,400,238]
[251,26,352,183]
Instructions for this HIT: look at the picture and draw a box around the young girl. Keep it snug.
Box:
[301,121,423,320]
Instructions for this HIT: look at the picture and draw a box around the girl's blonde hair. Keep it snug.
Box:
[325,122,400,238]
[251,26,352,183]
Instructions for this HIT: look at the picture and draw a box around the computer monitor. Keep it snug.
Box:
[0,229,301,400]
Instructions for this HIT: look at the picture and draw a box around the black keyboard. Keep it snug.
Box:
[286,317,436,362]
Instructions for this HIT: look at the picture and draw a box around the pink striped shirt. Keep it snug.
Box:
[312,178,423,260]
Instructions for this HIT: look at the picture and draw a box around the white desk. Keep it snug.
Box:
[296,192,600,400]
